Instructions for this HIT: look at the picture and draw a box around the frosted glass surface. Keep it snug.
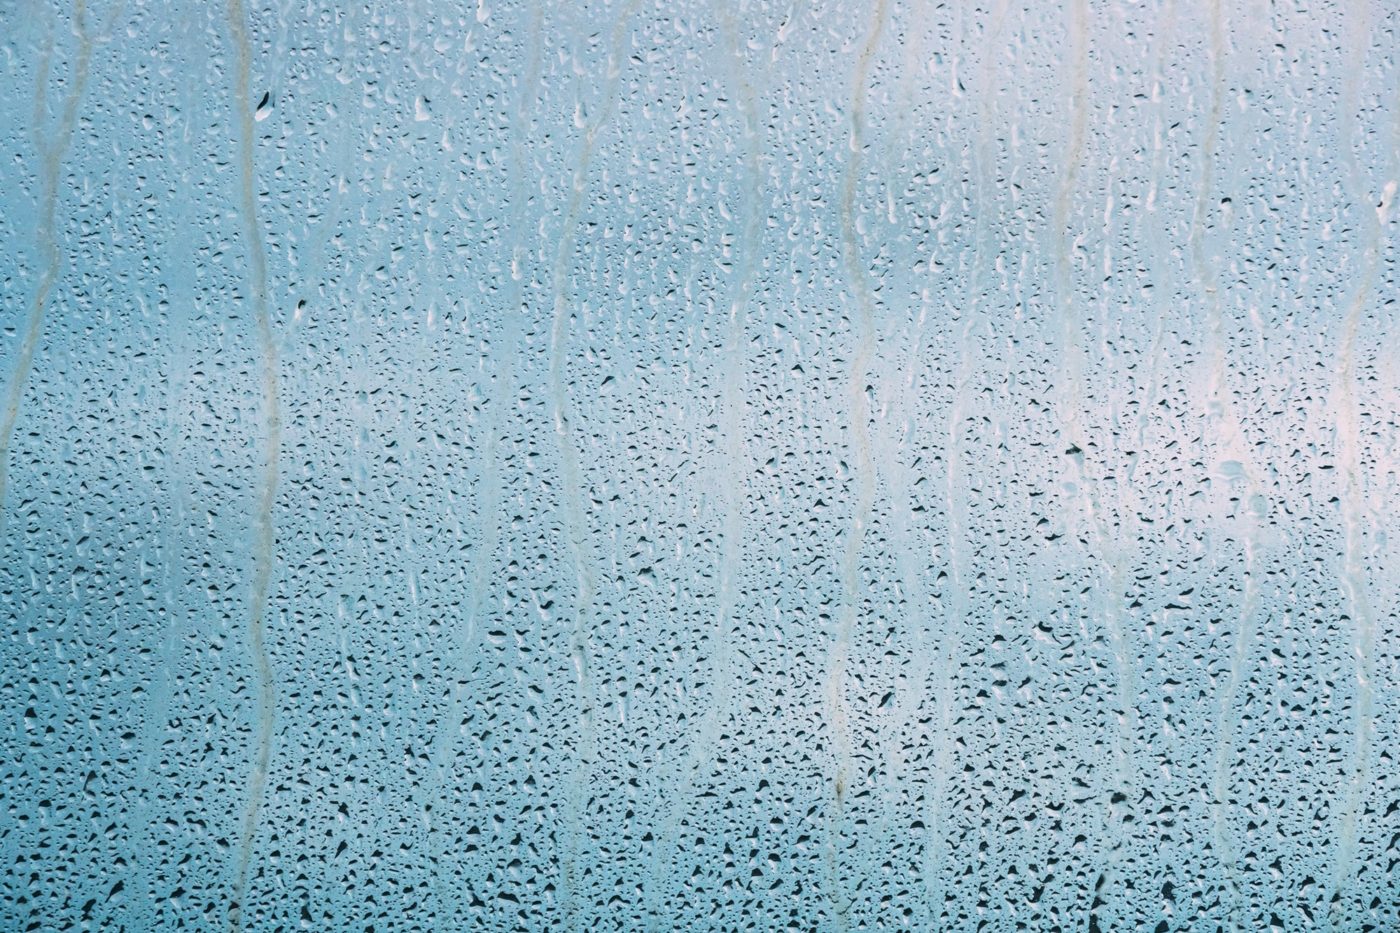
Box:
[3,0,1400,930]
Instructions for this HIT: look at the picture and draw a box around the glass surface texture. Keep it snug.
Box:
[2,1,1400,930]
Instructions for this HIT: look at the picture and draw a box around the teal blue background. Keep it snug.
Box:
[2,1,1399,930]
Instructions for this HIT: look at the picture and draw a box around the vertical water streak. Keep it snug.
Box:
[129,175,199,928]
[1050,0,1101,559]
[1189,7,1265,921]
[424,9,543,928]
[870,210,930,902]
[1051,2,1139,918]
[915,5,1007,917]
[874,304,926,831]
[1327,181,1392,928]
[1126,0,1175,491]
[824,4,887,929]
[0,0,98,537]
[546,1,638,924]
[703,0,761,780]
[643,11,764,927]
[1098,13,1183,900]
[1326,10,1392,920]
[225,0,282,928]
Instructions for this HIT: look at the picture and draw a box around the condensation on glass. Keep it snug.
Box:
[2,0,1398,930]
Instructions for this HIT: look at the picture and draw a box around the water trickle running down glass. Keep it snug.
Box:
[2,1,1398,930]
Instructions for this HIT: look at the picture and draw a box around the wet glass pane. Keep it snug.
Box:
[2,0,1398,930]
